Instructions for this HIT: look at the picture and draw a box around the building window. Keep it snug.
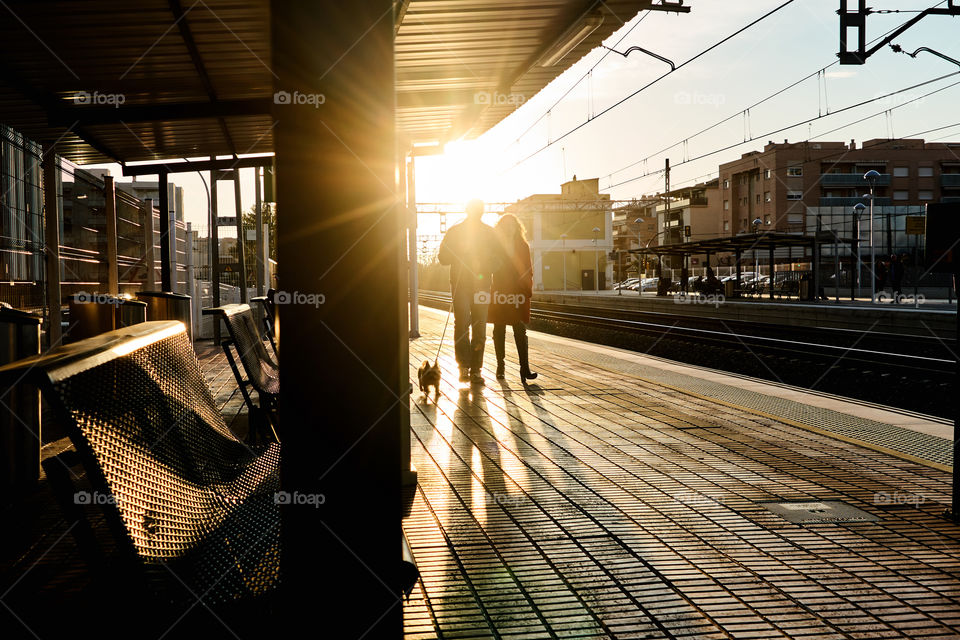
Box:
[764,169,771,179]
[919,190,933,200]
[893,190,909,201]
[723,220,729,231]
[755,173,760,182]
[764,191,771,202]
[786,191,802,200]
[787,166,803,177]
[723,199,729,210]
[893,167,909,177]
[756,194,761,204]
[918,167,934,177]
[763,215,771,225]
[723,179,729,189]
[787,214,803,225]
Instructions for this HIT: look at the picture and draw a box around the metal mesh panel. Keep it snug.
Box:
[228,307,279,396]
[50,330,280,603]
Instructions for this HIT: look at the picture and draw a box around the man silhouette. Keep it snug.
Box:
[438,199,500,384]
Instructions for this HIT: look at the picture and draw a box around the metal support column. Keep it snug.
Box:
[769,245,775,300]
[159,172,171,291]
[104,175,119,293]
[142,198,156,290]
[273,1,401,634]
[168,210,178,293]
[41,150,61,347]
[407,153,419,338]
[255,167,264,296]
[233,171,247,303]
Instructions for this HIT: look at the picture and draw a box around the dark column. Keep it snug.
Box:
[104,175,119,292]
[769,245,775,300]
[273,1,402,635]
[41,150,61,347]
[255,167,264,295]
[735,248,742,294]
[210,170,221,343]
[233,171,247,303]
[159,171,171,291]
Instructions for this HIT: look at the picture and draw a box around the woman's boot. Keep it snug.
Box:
[493,324,506,378]
[515,325,537,382]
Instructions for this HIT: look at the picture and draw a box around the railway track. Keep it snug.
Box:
[417,291,955,419]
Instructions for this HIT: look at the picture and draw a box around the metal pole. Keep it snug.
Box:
[104,175,119,292]
[562,235,567,293]
[233,171,247,303]
[158,172,171,291]
[42,149,61,347]
[618,250,622,295]
[186,222,196,341]
[593,230,599,293]
[407,154,419,338]
[142,197,156,290]
[211,170,221,343]
[870,188,875,302]
[255,166,264,296]
[168,210,178,294]
[834,235,840,303]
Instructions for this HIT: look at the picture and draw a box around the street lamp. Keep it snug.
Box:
[752,218,763,294]
[853,202,866,300]
[634,217,644,294]
[592,226,601,293]
[864,169,880,302]
[560,233,567,293]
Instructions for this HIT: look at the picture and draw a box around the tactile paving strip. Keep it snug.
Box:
[531,337,953,468]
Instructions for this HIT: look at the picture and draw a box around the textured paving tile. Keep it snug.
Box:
[404,311,960,639]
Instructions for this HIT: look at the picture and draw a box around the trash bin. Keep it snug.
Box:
[799,279,810,300]
[67,293,147,341]
[0,306,42,501]
[137,291,193,342]
[724,280,735,297]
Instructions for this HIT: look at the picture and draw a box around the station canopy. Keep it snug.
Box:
[0,0,682,165]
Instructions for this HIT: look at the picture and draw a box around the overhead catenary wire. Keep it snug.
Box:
[606,71,960,190]
[506,0,800,171]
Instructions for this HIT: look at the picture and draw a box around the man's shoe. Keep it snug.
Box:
[459,369,470,383]
[520,367,538,383]
[496,362,505,379]
[470,370,485,385]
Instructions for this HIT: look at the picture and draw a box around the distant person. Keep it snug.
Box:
[438,199,500,384]
[874,257,888,299]
[889,254,904,302]
[705,266,720,295]
[489,214,537,383]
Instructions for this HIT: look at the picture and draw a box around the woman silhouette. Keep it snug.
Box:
[489,214,537,383]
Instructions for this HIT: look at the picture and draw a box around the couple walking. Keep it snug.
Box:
[437,199,537,385]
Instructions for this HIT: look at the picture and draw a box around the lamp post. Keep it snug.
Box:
[592,226,601,293]
[560,233,567,293]
[865,170,880,302]
[752,218,762,295]
[853,202,866,301]
[634,217,644,294]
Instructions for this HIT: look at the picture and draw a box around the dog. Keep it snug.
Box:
[417,360,441,401]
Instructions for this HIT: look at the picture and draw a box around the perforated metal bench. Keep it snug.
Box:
[0,321,281,608]
[202,304,279,442]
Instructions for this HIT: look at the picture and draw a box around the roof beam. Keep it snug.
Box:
[168,0,237,155]
[48,98,273,126]
[121,155,274,176]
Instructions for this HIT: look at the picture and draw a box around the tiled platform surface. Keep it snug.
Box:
[404,306,960,640]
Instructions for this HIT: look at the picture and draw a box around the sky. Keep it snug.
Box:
[85,1,960,235]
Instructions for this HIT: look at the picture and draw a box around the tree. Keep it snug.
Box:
[241,203,277,282]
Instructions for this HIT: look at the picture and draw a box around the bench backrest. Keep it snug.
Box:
[205,304,279,396]
[0,321,280,603]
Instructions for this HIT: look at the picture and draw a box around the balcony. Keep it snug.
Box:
[940,174,960,187]
[818,197,892,207]
[819,173,891,187]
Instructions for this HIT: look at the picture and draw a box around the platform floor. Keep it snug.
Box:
[404,306,960,639]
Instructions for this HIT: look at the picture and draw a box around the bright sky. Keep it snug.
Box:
[87,1,960,234]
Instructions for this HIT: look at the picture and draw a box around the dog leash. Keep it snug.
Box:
[435,272,458,361]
